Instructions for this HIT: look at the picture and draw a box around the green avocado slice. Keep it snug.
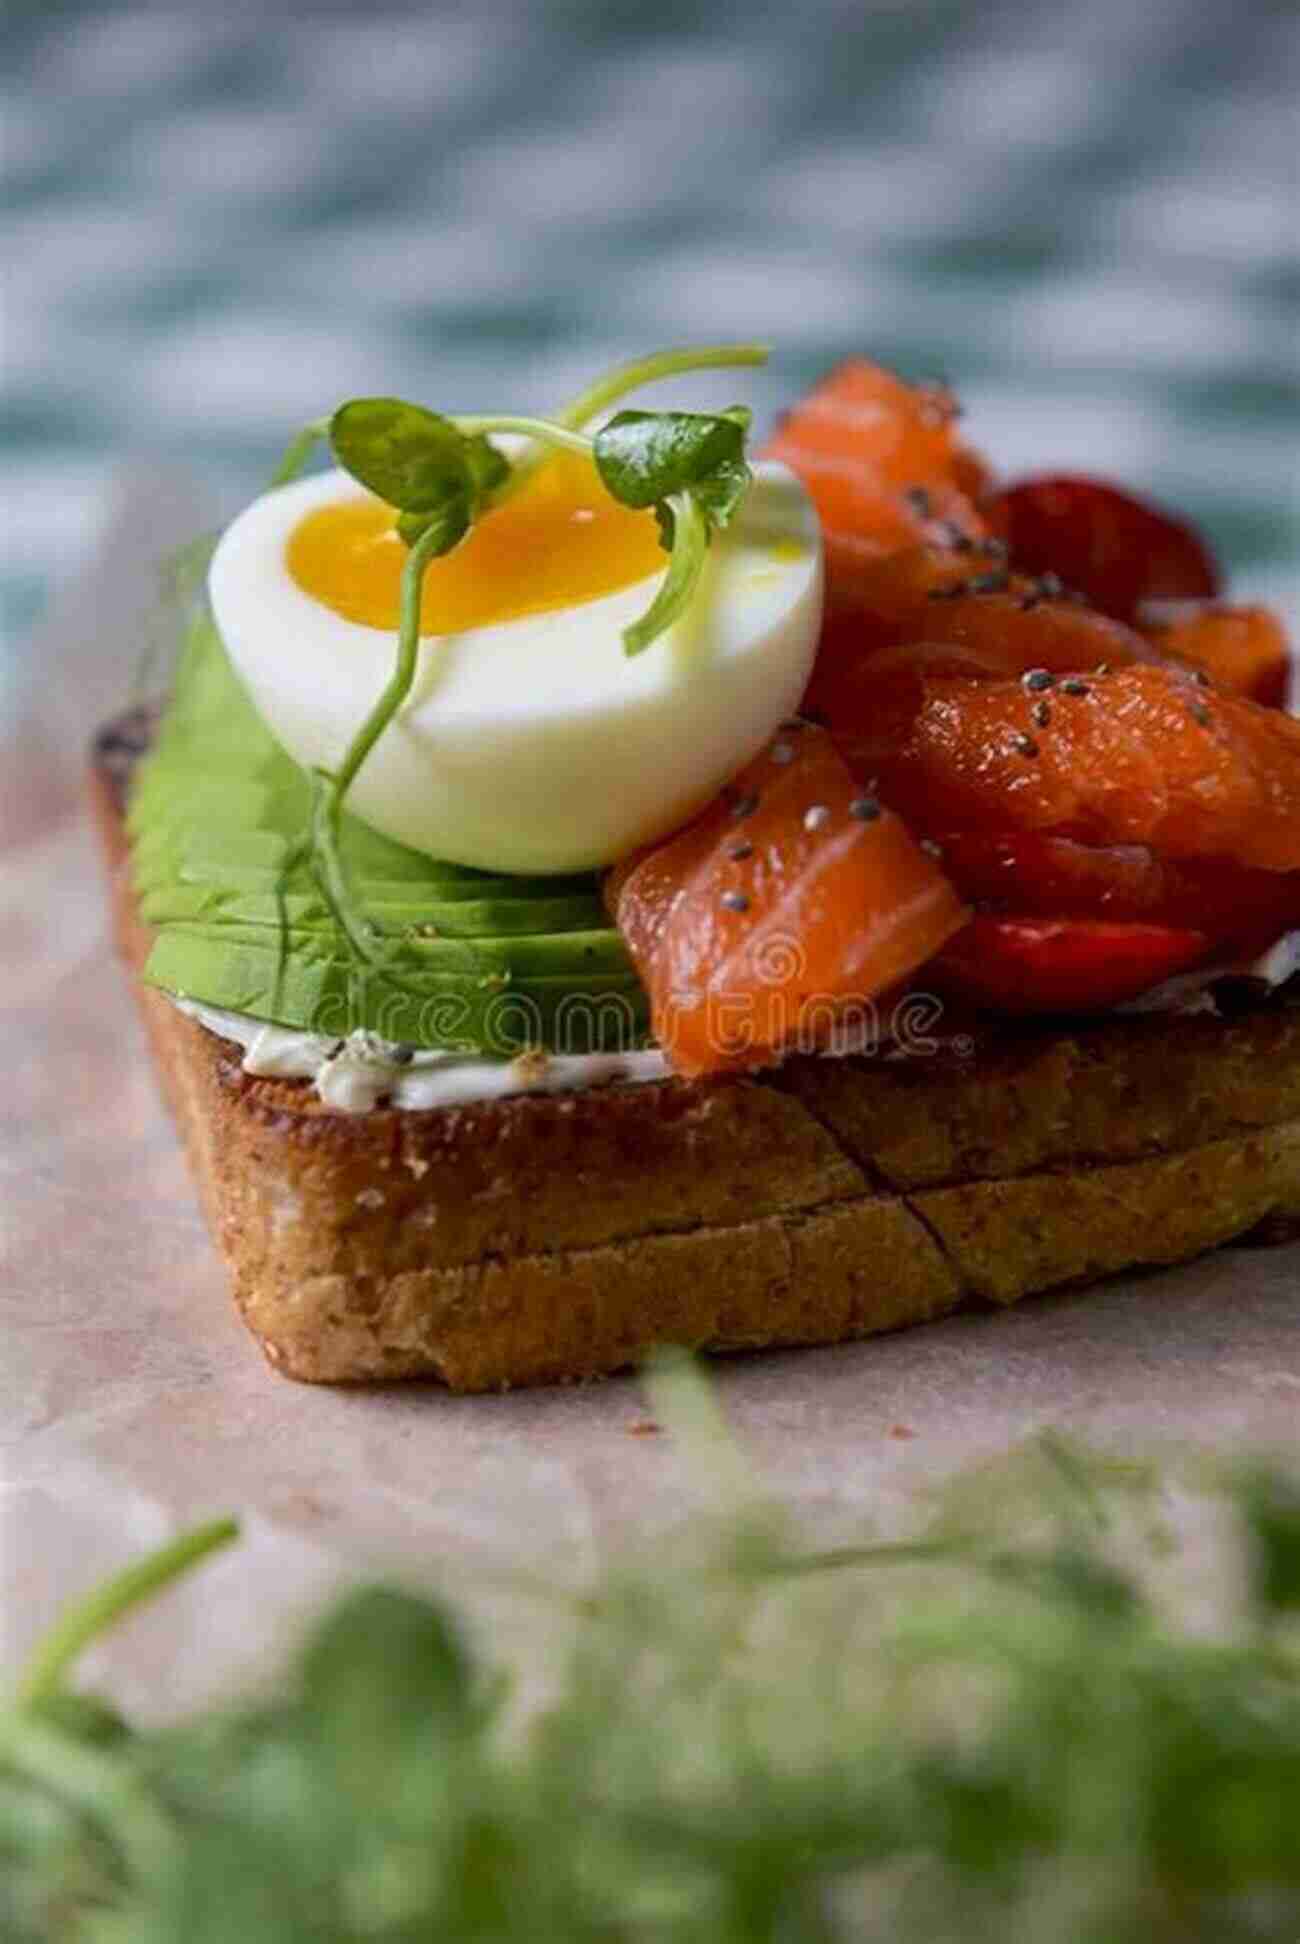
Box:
[130,612,648,1053]
[137,883,611,940]
[147,932,645,1056]
[149,917,635,978]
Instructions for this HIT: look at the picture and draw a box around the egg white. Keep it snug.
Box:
[208,455,823,874]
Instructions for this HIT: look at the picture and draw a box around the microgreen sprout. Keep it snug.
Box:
[269,416,328,487]
[591,403,754,649]
[554,341,770,431]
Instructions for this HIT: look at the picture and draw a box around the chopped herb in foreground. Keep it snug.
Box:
[3,1360,1299,1942]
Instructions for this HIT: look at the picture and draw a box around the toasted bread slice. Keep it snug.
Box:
[90,712,1300,1390]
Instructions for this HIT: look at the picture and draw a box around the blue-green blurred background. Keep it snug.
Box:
[3,0,1297,693]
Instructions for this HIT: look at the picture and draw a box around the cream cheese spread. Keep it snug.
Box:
[172,999,670,1113]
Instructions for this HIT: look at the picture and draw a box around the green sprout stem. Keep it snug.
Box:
[330,518,449,804]
[307,771,387,972]
[452,414,593,460]
[555,343,770,431]
[622,491,708,656]
[16,1518,239,1708]
[271,417,329,487]
[297,518,453,988]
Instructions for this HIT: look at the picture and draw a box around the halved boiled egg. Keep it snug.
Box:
[209,447,822,874]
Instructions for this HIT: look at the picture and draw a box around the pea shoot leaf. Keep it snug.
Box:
[593,406,751,519]
[329,400,508,554]
[463,430,511,504]
[330,398,471,512]
[593,407,754,655]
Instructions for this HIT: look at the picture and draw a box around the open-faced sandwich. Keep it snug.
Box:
[90,346,1300,1388]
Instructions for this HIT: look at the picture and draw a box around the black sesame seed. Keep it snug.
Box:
[1061,678,1091,697]
[905,485,932,515]
[1193,669,1213,688]
[728,840,754,861]
[1018,593,1043,612]
[779,716,808,732]
[1036,571,1065,599]
[389,1043,416,1066]
[1022,668,1056,693]
[720,890,750,913]
[803,804,832,832]
[730,792,760,820]
[1032,700,1052,729]
[927,582,965,601]
[1189,701,1212,728]
[849,795,882,822]
[1013,733,1040,758]
[968,570,1009,595]
[943,523,976,552]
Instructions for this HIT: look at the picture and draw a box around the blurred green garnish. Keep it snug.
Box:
[6,1363,1296,1942]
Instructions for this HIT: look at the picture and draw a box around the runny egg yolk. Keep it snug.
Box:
[285,453,665,634]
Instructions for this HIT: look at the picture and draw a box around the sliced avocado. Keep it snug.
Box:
[146,934,646,1055]
[129,610,646,1051]
[137,834,595,906]
[148,918,633,979]
[138,883,610,940]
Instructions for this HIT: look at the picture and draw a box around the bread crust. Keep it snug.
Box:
[90,717,1300,1389]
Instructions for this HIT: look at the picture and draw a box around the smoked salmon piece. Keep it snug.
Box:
[806,544,1156,729]
[1140,602,1292,710]
[860,665,1300,872]
[764,361,989,561]
[987,475,1220,622]
[606,722,967,1078]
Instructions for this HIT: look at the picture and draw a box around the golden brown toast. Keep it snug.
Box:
[90,712,1300,1390]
